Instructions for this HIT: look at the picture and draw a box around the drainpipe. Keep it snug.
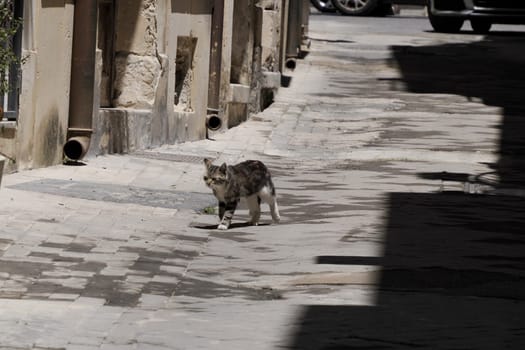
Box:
[63,0,98,160]
[285,0,302,70]
[206,0,225,132]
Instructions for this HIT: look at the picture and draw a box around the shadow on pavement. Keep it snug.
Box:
[286,34,525,348]
[190,222,270,230]
[391,34,525,189]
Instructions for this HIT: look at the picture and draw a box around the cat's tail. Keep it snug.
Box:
[267,176,280,223]
[268,176,277,197]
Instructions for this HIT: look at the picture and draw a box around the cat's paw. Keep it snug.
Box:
[249,221,259,226]
[272,215,281,224]
[217,223,229,230]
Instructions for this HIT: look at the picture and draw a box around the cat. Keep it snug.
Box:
[203,158,280,230]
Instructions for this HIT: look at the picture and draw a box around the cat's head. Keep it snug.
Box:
[203,158,228,190]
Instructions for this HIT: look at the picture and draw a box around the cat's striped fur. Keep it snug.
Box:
[203,159,280,230]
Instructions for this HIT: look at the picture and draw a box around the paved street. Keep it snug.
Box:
[2,10,525,349]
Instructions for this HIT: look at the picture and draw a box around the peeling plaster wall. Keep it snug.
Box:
[114,54,161,109]
[168,1,212,142]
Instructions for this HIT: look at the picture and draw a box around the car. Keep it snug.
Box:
[328,0,426,16]
[310,0,337,13]
[428,0,525,33]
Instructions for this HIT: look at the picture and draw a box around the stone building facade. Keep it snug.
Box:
[0,0,309,174]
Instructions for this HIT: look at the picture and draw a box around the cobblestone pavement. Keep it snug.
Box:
[2,12,525,350]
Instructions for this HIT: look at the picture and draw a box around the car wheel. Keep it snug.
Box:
[310,0,337,13]
[332,0,380,16]
[470,19,492,34]
[427,7,464,33]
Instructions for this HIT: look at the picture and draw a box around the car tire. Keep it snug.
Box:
[310,0,337,13]
[470,19,492,34]
[332,0,380,16]
[427,8,464,33]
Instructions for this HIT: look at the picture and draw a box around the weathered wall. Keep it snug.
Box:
[90,0,171,156]
[1,0,293,174]
[30,1,74,167]
[253,0,284,112]
[0,0,74,173]
[259,0,282,72]
[217,0,283,130]
[223,0,256,128]
[89,0,212,157]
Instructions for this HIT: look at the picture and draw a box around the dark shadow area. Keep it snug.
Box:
[287,33,525,348]
[317,256,382,265]
[63,160,87,166]
[41,0,68,8]
[299,49,310,60]
[418,171,470,182]
[390,35,525,189]
[290,192,525,349]
[309,37,355,44]
[281,75,293,88]
[464,30,525,36]
[309,11,340,17]
[190,222,270,230]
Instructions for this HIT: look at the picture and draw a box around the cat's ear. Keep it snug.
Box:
[219,163,227,173]
[204,158,212,169]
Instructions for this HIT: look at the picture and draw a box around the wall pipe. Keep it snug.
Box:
[285,0,302,68]
[63,0,98,160]
[206,0,225,132]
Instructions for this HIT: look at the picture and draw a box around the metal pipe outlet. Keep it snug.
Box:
[285,58,297,70]
[206,0,225,133]
[206,113,222,131]
[64,0,98,160]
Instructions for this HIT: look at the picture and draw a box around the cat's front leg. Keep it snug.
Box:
[218,201,226,220]
[218,201,237,230]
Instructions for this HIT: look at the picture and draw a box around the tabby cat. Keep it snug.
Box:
[203,159,280,230]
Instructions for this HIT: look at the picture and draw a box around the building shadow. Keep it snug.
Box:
[289,192,525,349]
[286,34,525,348]
[390,34,525,189]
